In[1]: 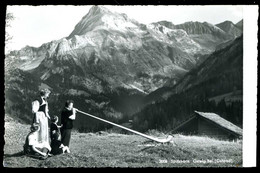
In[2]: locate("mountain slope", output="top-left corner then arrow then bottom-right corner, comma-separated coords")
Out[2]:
235,20 -> 243,31
67,6 -> 141,39
158,20 -> 240,54
171,35 -> 243,96
216,20 -> 242,38
133,35 -> 243,131
7,6 -> 207,93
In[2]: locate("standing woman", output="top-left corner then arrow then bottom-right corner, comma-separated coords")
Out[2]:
31,88 -> 51,151
60,100 -> 77,151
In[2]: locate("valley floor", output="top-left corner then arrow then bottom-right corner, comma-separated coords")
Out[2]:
3,118 -> 242,168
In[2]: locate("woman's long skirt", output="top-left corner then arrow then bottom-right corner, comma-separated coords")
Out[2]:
34,111 -> 51,151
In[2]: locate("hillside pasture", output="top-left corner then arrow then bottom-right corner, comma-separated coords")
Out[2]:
3,117 -> 242,167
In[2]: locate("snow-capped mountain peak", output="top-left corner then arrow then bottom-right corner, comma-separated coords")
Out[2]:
67,6 -> 139,39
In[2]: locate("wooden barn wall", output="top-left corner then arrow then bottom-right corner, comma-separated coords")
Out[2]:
197,117 -> 238,140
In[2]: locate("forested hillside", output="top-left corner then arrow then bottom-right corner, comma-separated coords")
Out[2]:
133,36 -> 243,132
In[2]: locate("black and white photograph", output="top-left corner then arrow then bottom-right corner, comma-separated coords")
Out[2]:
3,4 -> 257,168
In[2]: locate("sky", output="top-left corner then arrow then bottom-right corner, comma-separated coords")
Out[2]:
6,5 -> 243,51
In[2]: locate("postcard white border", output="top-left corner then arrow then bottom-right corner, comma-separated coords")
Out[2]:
243,5 -> 258,167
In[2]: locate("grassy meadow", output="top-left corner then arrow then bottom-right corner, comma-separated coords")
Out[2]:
3,116 -> 242,168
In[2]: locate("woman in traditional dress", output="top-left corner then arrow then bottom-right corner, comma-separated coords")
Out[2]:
31,88 -> 51,151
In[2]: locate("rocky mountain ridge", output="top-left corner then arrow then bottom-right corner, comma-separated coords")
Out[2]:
133,35 -> 243,132
5,6 -> 243,132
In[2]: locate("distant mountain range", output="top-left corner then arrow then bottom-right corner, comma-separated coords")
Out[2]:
5,6 -> 243,132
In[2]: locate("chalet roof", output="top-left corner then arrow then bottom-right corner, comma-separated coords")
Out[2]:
194,111 -> 243,136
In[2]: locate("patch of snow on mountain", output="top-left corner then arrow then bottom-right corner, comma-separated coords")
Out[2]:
20,56 -> 29,60
147,23 -> 203,55
102,15 -> 138,31
129,84 -> 148,95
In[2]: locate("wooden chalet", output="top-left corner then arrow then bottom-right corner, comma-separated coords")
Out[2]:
172,111 -> 242,140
